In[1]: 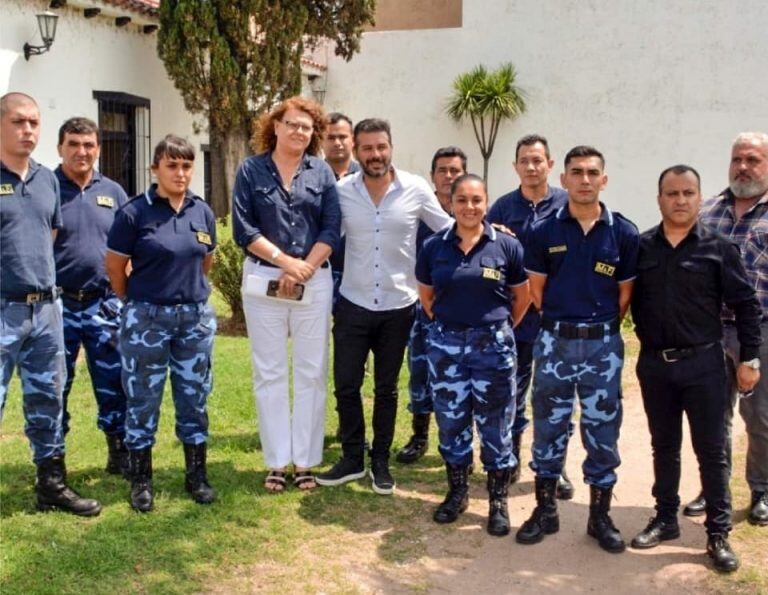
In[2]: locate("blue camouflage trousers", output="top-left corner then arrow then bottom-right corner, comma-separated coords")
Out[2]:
62,295 -> 126,436
427,320 -> 517,471
0,299 -> 65,463
407,304 -> 433,415
120,301 -> 216,451
531,324 -> 624,488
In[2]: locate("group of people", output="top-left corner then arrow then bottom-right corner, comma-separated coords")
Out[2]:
1,90 -> 766,574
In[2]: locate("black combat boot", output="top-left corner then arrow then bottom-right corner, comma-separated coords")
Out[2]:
510,433 -> 522,484
683,491 -> 706,517
396,413 -> 430,464
516,477 -> 559,544
556,458 -> 574,500
487,468 -> 512,536
706,534 -> 740,573
587,485 -> 626,553
36,455 -> 102,517
433,463 -> 469,524
748,491 -> 768,526
105,433 -> 128,477
183,442 -> 216,504
128,447 -> 154,513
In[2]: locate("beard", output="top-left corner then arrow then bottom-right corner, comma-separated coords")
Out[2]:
361,157 -> 391,178
730,177 -> 768,199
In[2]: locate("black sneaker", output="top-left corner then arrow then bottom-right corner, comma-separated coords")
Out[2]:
316,457 -> 366,486
370,459 -> 395,495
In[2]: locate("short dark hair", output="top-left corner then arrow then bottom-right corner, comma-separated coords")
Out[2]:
328,112 -> 353,128
515,134 -> 550,160
430,146 -> 467,174
0,92 -> 38,118
657,164 -> 701,194
450,173 -> 487,198
58,117 -> 100,145
564,145 -> 605,169
353,118 -> 391,145
152,134 -> 195,167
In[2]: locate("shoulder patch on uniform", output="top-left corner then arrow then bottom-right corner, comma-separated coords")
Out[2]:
0,183 -> 14,195
594,262 -> 616,276
96,196 -> 115,208
548,244 -> 567,254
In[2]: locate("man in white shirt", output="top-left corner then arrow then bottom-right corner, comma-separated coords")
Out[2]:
316,118 -> 452,494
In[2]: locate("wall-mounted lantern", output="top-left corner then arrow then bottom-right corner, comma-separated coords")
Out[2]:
23,11 -> 59,61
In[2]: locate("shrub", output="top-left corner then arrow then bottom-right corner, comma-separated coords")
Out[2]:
211,217 -> 244,326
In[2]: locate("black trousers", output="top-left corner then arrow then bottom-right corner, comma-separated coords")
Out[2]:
636,344 -> 731,536
333,297 -> 415,462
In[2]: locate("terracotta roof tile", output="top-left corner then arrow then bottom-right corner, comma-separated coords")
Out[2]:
101,0 -> 159,17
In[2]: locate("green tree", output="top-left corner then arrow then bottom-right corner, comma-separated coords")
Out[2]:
158,1 -> 376,217
446,63 -> 527,182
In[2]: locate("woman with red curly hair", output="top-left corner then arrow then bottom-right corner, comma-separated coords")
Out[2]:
233,96 -> 341,492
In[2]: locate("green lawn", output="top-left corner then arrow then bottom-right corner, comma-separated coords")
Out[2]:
0,314 -> 446,594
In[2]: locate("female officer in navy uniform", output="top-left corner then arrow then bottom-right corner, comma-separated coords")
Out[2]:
105,135 -> 217,512
416,173 -> 530,536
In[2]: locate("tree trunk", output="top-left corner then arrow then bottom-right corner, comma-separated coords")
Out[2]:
209,126 -> 250,219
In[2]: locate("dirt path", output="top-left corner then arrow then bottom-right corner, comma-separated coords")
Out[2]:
354,368 -> 747,594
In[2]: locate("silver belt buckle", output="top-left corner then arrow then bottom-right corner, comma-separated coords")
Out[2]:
661,349 -> 679,363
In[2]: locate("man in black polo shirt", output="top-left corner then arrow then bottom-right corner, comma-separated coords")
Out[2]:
630,165 -> 761,572
0,92 -> 101,516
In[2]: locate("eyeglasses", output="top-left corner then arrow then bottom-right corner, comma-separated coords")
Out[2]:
281,119 -> 313,134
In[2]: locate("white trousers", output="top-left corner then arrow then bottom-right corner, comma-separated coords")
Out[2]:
242,259 -> 332,468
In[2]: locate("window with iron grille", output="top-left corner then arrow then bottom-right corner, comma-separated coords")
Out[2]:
93,91 -> 151,196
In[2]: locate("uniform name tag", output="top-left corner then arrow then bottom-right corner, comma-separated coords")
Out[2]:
196,231 -> 212,246
482,267 -> 502,281
96,196 -> 114,208
0,183 -> 14,195
594,262 -> 616,276
548,245 -> 567,254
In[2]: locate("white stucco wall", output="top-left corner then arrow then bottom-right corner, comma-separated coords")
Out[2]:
0,0 -> 207,193
323,0 -> 768,230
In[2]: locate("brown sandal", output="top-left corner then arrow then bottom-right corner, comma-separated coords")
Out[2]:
265,470 -> 287,493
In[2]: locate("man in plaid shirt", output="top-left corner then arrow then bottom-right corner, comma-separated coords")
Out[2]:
690,132 -> 768,527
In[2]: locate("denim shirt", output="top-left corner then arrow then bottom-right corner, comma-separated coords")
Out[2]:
232,152 -> 341,259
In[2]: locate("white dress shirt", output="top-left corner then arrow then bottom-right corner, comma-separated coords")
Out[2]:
338,168 -> 452,311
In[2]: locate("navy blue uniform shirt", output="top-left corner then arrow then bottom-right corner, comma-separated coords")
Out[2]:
54,166 -> 128,291
525,203 -> 639,323
416,221 -> 528,328
1,159 -> 62,296
328,160 -> 361,275
488,185 -> 568,341
107,184 -> 216,305
232,152 -> 341,260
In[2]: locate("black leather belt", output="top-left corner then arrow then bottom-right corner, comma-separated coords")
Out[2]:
61,287 -> 108,302
247,254 -> 329,268
3,289 -> 58,304
648,341 -> 718,363
541,318 -> 620,340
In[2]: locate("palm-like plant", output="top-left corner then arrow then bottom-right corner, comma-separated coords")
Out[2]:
446,63 -> 527,182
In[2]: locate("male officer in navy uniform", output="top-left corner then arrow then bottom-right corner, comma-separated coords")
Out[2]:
0,92 -> 101,516
516,146 -> 639,552
629,165 -> 760,572
54,117 -> 129,475
397,146 -> 467,464
487,134 -> 573,497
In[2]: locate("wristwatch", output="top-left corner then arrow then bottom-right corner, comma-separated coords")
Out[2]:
741,358 -> 761,370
